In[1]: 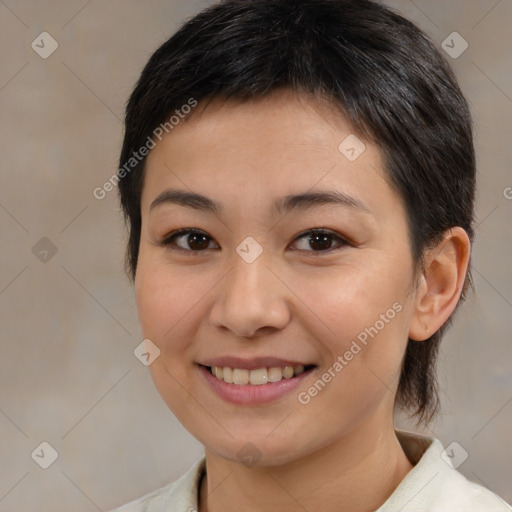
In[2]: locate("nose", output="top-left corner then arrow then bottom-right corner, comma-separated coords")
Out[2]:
209,252 -> 291,338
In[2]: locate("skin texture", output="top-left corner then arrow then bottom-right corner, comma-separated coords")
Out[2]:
135,89 -> 470,512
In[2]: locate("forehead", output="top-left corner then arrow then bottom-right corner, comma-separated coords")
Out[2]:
141,89 -> 398,221
151,90 -> 369,160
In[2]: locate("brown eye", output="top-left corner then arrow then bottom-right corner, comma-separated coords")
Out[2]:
160,229 -> 217,252
184,232 -> 210,250
159,228 -> 348,255
308,232 -> 334,251
291,229 -> 348,253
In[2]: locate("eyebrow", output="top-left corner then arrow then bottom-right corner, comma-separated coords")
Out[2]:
149,188 -> 372,216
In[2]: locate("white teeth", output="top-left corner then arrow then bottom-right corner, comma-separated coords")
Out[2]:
268,367 -> 284,382
249,368 -> 267,385
222,367 -> 233,383
209,365 -> 309,385
282,366 -> 294,379
232,368 -> 249,385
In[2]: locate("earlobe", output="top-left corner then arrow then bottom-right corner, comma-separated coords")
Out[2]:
409,227 -> 471,341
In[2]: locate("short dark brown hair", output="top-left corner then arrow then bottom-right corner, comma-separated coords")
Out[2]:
117,0 -> 476,425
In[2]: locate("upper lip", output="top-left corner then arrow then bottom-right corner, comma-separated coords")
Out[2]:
199,356 -> 314,370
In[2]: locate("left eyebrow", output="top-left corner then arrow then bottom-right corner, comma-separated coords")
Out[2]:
149,188 -> 373,216
275,190 -> 372,216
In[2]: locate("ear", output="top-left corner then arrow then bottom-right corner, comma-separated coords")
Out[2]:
409,227 -> 471,341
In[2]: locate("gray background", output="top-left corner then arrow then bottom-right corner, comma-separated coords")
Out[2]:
1,0 -> 511,510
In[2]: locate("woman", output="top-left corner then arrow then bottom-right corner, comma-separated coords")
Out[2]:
110,0 -> 511,510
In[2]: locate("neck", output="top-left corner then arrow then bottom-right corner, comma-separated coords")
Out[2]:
199,420 -> 414,512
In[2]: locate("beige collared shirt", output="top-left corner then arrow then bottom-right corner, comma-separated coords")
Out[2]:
110,430 -> 511,511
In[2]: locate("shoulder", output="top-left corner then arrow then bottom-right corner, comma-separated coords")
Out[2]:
378,431 -> 511,512
431,468 -> 511,511
108,457 -> 206,512
108,481 -> 177,512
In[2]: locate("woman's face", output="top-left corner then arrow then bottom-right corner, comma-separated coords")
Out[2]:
135,90 -> 419,466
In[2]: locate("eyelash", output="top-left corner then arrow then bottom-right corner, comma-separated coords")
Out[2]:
157,228 -> 350,256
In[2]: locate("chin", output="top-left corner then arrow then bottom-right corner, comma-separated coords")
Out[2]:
205,438 -> 305,468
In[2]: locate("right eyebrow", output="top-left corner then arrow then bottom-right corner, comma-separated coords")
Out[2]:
150,189 -> 221,215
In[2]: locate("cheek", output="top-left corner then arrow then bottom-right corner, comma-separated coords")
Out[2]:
134,259 -> 206,419
292,256 -> 411,414
135,254 -> 226,364
292,269 -> 409,432
135,257 -> 195,351
297,259 -> 409,348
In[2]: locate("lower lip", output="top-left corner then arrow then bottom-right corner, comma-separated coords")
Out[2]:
198,364 -> 316,405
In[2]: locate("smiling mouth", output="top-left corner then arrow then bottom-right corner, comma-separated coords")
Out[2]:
202,364 -> 317,385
